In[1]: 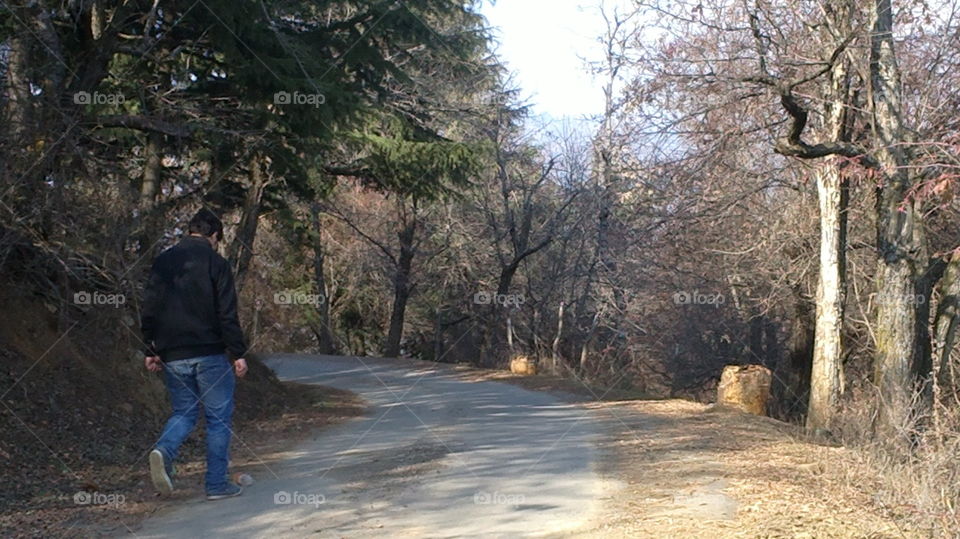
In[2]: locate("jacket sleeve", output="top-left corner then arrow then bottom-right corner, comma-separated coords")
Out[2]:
214,256 -> 248,361
140,262 -> 161,356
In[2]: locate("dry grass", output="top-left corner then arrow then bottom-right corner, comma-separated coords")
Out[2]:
830,392 -> 960,537
575,400 -> 920,538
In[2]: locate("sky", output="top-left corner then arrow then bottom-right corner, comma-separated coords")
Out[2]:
478,0 -> 632,122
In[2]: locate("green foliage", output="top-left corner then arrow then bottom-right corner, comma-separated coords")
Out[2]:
5,0 -> 495,209
348,131 -> 487,199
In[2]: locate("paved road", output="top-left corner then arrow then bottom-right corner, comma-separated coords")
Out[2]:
134,354 -> 611,538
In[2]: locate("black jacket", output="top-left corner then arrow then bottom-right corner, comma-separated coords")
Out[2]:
140,235 -> 247,362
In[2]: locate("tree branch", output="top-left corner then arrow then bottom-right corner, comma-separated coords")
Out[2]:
88,115 -> 195,137
773,91 -> 877,167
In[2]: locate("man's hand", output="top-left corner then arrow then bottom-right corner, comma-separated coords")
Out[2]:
145,356 -> 162,372
234,358 -> 248,378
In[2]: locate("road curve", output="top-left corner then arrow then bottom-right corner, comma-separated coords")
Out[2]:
134,354 -> 611,538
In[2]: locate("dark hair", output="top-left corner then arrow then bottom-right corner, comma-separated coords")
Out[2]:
187,208 -> 224,241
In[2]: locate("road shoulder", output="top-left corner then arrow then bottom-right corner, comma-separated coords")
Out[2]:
573,400 -> 919,538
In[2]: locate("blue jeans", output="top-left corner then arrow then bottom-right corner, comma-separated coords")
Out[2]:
155,354 -> 235,493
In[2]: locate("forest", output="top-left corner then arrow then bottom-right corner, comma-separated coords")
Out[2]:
3,0 -> 960,534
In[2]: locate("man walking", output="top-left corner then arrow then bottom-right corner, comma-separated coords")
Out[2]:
141,208 -> 249,500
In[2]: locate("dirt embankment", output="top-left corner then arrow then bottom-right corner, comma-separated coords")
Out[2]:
0,291 -> 365,538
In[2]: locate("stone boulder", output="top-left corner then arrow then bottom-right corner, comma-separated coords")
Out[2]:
509,355 -> 537,375
717,364 -> 772,416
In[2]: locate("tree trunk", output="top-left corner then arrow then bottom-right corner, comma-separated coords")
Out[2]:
310,202 -> 337,355
136,132 -> 162,255
749,316 -> 763,362
764,319 -> 779,367
4,33 -> 31,142
384,219 -> 416,358
807,46 -> 851,430
933,254 -> 960,393
869,0 -> 926,434
496,261 -> 520,298
227,153 -> 267,291
804,0 -> 858,430
914,256 -> 940,407
140,134 -> 162,210
433,308 -> 444,362
488,259 -> 526,361
773,287 -> 814,419
552,301 -> 565,375
808,163 -> 848,430
3,31 -> 34,195
579,311 -> 600,374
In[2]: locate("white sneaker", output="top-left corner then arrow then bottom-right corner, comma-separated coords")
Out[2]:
149,449 -> 173,495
